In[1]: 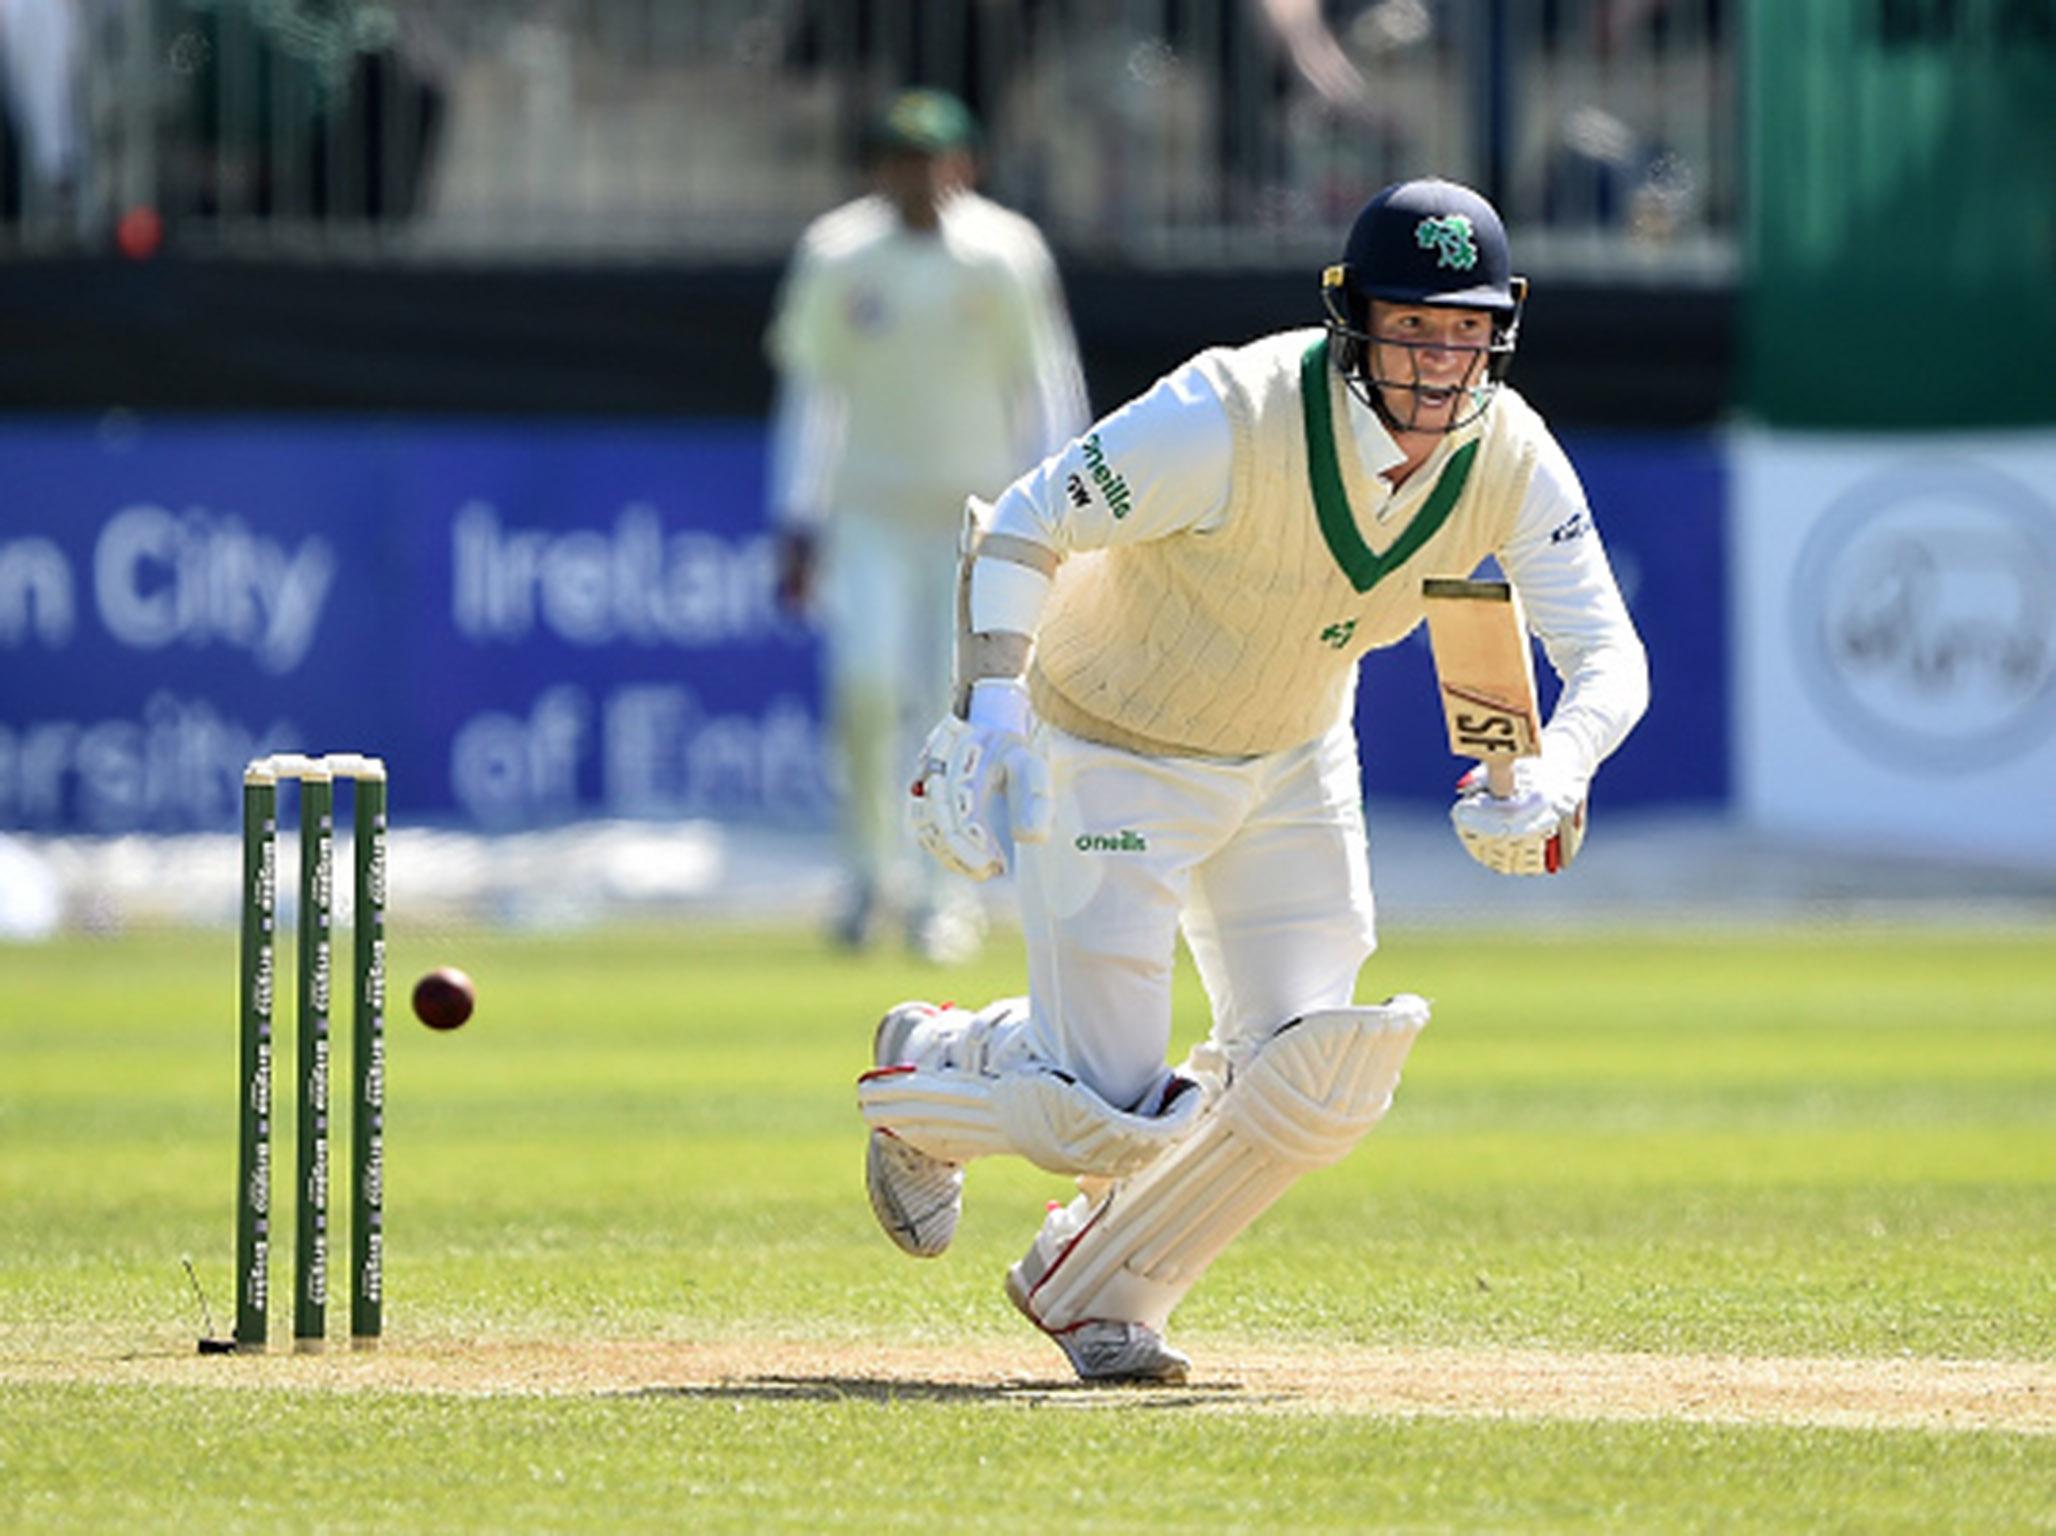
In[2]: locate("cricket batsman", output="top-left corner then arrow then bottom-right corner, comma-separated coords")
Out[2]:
859,179 -> 1649,1382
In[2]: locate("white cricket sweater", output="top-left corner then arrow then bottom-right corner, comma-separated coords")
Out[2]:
987,327 -> 1648,777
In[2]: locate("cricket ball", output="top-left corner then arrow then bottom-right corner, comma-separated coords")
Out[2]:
412,967 -> 476,1031
116,205 -> 163,261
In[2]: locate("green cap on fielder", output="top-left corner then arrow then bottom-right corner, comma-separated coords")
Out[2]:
868,89 -> 978,157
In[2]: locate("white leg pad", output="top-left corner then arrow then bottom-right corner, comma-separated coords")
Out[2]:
857,1003 -> 1210,1177
1008,996 -> 1428,1333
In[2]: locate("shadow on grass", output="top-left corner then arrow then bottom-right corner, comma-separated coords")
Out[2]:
609,1373 -> 1274,1410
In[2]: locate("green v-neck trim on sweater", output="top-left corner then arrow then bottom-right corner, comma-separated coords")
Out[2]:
1299,335 -> 1478,595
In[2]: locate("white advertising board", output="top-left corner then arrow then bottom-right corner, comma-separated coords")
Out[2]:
1733,429 -> 2056,865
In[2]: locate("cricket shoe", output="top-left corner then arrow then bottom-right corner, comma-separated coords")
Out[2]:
1004,1264 -> 1189,1385
863,1002 -> 965,1258
1045,1320 -> 1191,1386
1003,1205 -> 1190,1386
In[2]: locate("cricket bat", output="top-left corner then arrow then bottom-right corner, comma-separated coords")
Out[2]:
1422,577 -> 1541,799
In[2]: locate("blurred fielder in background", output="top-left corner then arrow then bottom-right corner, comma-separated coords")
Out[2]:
766,88 -> 1088,964
860,179 -> 1649,1382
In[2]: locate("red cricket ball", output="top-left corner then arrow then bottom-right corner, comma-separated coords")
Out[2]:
116,205 -> 163,261
411,966 -> 476,1031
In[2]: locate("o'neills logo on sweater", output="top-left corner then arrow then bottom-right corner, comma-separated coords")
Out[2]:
1079,433 -> 1134,519
1075,829 -> 1148,853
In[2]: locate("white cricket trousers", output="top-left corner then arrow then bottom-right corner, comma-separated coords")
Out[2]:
1014,714 -> 1379,1111
820,509 -> 959,901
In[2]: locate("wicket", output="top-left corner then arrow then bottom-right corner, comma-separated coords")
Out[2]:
234,752 -> 387,1353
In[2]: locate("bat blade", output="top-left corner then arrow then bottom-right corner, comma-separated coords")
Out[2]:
1422,577 -> 1541,797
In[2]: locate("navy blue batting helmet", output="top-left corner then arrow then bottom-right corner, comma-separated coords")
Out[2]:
1338,179 -> 1517,312
1320,178 -> 1528,431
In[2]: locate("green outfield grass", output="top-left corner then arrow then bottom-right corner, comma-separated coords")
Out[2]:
2,921 -> 2052,1532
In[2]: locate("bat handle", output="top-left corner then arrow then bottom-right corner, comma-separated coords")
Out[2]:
1484,758 -> 1516,799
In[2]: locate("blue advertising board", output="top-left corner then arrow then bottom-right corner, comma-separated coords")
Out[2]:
0,419 -> 1722,832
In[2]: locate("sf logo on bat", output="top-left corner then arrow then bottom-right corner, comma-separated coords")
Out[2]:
1445,689 -> 1537,758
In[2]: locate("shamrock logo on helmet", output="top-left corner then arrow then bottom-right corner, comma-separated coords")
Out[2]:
1415,214 -> 1479,271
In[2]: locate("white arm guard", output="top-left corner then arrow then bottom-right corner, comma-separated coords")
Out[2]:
952,496 -> 1058,713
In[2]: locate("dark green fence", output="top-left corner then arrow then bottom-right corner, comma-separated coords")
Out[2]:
1744,0 -> 2055,427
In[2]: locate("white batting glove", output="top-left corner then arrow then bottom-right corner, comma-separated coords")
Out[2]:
1450,736 -> 1589,877
908,681 -> 1053,882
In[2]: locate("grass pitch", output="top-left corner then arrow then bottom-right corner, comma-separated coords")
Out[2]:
2,919 -> 2051,1532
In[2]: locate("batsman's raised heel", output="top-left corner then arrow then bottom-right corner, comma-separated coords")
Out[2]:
232,752 -> 387,1355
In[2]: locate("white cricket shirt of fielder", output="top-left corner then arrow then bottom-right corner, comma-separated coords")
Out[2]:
766,190 -> 1088,532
